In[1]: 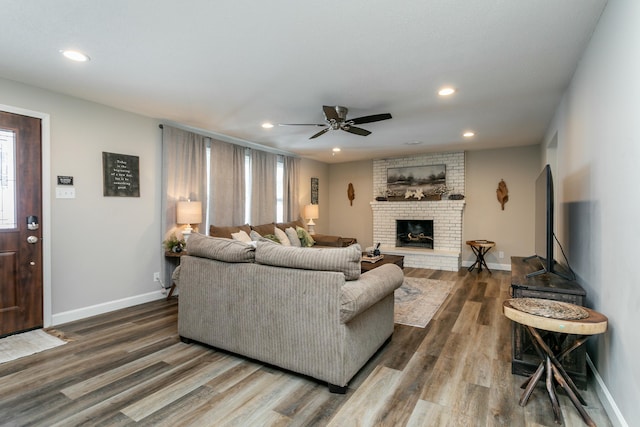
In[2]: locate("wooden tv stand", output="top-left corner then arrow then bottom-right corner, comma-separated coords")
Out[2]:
509,256 -> 588,389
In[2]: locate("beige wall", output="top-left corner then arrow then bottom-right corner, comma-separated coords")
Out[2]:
298,158 -> 329,234
463,145 -> 541,269
1,77 -> 162,322
320,150 -> 539,265
327,160 -> 374,249
539,0 -> 639,423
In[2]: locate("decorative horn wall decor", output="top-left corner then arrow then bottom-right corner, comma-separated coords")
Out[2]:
496,179 -> 508,210
347,183 -> 355,206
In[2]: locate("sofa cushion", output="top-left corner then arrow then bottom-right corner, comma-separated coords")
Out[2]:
273,226 -> 291,246
296,226 -> 315,247
285,227 -> 301,247
275,219 -> 306,232
255,241 -> 361,280
210,224 -> 251,239
251,222 -> 276,237
249,230 -> 262,241
186,233 -> 255,263
231,230 -> 252,243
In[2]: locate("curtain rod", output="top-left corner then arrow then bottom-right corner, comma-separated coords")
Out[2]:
159,122 -> 298,158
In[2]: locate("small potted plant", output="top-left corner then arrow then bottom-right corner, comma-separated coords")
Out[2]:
163,233 -> 186,253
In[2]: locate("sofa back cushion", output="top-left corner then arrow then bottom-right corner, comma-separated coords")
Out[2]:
210,224 -> 252,239
255,241 -> 361,280
250,222 -> 277,237
275,219 -> 306,232
187,233 -> 255,263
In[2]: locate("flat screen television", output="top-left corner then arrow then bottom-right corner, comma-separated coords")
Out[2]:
525,164 -> 569,279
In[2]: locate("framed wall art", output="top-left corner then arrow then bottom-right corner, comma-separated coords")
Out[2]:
102,152 -> 140,197
311,177 -> 319,204
386,164 -> 446,200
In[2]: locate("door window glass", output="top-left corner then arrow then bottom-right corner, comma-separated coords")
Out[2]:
0,129 -> 17,229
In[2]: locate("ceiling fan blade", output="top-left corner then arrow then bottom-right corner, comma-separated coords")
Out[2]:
278,123 -> 326,127
343,126 -> 371,136
349,113 -> 392,125
309,127 -> 330,139
322,105 -> 340,121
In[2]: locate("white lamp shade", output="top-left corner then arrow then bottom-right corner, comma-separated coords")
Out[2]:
304,204 -> 319,220
177,201 -> 202,225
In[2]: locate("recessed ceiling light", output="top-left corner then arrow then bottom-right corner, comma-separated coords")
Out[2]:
463,131 -> 475,138
332,148 -> 341,152
261,122 -> 274,129
61,50 -> 90,62
404,141 -> 423,145
438,87 -> 456,96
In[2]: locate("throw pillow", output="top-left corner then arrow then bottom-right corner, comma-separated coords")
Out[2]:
249,230 -> 262,241
231,230 -> 252,243
285,227 -> 301,247
296,226 -> 315,247
262,234 -> 281,244
273,226 -> 290,246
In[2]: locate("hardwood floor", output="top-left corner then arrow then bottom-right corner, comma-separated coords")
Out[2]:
0,268 -> 612,426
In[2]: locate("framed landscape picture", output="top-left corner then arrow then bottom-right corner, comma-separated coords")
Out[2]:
386,164 -> 446,200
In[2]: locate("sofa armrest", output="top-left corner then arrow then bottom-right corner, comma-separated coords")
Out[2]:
340,263 -> 404,323
312,233 -> 342,247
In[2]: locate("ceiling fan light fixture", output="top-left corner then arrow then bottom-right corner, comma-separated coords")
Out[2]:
438,87 -> 456,96
332,147 -> 341,152
463,131 -> 475,138
61,49 -> 90,62
261,122 -> 274,129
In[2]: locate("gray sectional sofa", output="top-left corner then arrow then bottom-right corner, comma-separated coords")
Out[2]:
173,233 -> 404,392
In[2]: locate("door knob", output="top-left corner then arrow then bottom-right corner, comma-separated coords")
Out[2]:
27,235 -> 39,244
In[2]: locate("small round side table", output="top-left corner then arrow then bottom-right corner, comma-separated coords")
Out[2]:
466,240 -> 495,273
503,298 -> 607,427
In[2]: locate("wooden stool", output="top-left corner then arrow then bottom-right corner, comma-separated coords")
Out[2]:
503,298 -> 607,427
466,240 -> 495,273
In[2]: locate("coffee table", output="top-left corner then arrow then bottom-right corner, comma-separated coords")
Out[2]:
361,254 -> 404,273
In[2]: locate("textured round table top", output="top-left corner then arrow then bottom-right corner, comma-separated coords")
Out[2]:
503,298 -> 607,335
466,240 -> 495,248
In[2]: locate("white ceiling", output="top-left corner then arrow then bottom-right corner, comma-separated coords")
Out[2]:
1,0 -> 607,163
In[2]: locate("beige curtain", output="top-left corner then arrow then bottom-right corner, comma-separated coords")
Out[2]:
283,155 -> 300,221
209,139 -> 245,228
250,150 -> 278,224
161,125 -> 207,283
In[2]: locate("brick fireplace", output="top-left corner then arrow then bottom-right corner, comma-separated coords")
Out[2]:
371,152 -> 465,271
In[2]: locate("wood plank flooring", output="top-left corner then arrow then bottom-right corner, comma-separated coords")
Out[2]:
0,268 -> 612,426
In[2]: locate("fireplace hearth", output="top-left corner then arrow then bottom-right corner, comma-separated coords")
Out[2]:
396,220 -> 434,249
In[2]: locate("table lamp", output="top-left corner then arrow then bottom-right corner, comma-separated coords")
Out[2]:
177,200 -> 202,241
304,204 -> 319,235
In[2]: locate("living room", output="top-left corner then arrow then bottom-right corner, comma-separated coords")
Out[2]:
0,0 -> 638,425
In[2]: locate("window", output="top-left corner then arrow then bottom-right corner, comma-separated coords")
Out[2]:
207,144 -> 284,225
0,129 -> 17,229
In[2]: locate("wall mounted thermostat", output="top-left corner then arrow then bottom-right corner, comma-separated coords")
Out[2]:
57,176 -> 74,185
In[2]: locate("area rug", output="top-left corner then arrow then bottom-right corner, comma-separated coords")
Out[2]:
0,329 -> 68,364
394,277 -> 456,328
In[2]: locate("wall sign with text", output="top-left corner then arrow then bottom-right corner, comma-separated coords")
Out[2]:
102,152 -> 140,197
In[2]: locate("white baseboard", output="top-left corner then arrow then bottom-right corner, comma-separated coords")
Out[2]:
461,260 -> 511,271
51,290 -> 166,326
586,355 -> 629,427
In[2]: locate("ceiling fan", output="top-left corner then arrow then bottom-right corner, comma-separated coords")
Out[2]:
279,105 -> 392,139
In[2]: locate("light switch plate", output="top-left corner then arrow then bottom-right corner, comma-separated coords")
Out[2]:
56,187 -> 76,199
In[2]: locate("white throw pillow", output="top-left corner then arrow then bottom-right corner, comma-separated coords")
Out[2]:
274,227 -> 291,246
230,230 -> 252,243
285,227 -> 301,247
249,230 -> 262,241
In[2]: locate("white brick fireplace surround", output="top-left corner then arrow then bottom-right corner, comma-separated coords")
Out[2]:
372,152 -> 465,271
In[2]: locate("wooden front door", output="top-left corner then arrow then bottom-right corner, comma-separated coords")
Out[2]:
0,111 -> 43,337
